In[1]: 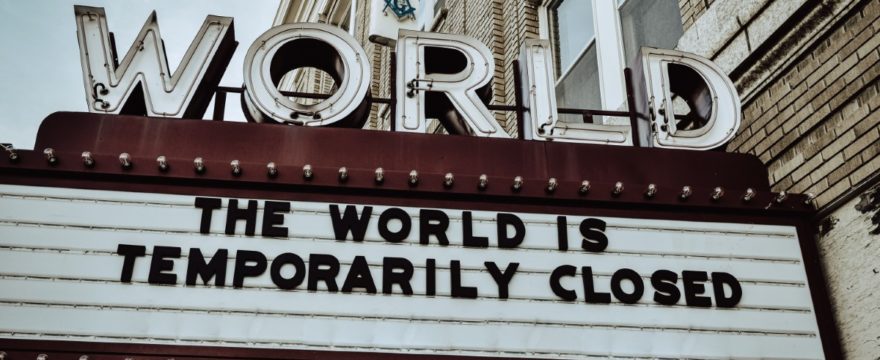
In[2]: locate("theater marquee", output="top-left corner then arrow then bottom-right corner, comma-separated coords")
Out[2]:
0,3 -> 841,359
0,113 -> 839,359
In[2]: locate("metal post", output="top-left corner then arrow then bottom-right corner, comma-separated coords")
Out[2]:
512,60 -> 526,140
624,68 -> 640,147
389,52 -> 397,131
212,89 -> 227,121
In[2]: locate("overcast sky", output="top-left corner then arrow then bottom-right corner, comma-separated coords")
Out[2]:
0,0 -> 280,149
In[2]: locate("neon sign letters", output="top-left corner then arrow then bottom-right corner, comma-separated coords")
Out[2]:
75,6 -> 741,150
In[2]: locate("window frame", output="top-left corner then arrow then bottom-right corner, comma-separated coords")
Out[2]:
547,0 -> 597,85
539,0 -> 628,117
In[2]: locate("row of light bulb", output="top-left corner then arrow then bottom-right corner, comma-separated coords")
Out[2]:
29,147 -> 815,204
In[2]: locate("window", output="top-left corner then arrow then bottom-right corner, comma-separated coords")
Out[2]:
618,0 -> 683,64
541,0 -> 684,123
553,0 -> 595,73
549,0 -> 601,122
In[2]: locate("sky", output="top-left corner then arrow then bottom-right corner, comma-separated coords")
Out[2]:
0,0 -> 280,149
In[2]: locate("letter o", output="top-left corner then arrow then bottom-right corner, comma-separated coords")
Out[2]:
242,23 -> 371,127
270,252 -> 306,290
378,208 -> 411,243
610,268 -> 645,304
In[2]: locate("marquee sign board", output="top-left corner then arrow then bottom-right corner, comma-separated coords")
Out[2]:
0,113 -> 840,359
0,185 -> 822,358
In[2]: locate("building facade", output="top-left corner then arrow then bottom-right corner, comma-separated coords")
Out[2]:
0,0 -> 875,358
276,0 -> 880,357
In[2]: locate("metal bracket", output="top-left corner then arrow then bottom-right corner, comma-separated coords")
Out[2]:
91,82 -> 110,109
537,118 -> 554,135
1,143 -> 17,162
289,110 -> 321,122
406,78 -> 434,97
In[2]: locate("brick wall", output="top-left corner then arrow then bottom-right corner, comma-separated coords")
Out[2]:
499,0 -> 540,135
815,183 -> 880,357
354,0 -> 395,131
683,0 -> 880,356
727,0 -> 880,208
678,0 -> 715,31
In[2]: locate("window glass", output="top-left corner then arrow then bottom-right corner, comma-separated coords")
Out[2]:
551,0 -> 600,122
556,43 -> 602,122
552,0 -> 594,73
619,0 -> 683,65
546,0 -> 684,124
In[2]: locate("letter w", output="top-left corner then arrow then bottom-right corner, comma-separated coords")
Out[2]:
329,205 -> 372,241
74,6 -> 236,118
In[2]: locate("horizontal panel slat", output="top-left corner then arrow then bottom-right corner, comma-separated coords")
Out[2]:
0,278 -> 820,335
0,304 -> 823,359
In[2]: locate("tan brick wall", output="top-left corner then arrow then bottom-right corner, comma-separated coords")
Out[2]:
679,0 -> 714,31
816,185 -> 880,358
354,0 -> 395,131
697,0 -> 880,356
727,0 -> 880,209
500,0 -> 540,135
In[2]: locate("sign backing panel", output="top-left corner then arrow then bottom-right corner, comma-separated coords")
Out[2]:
0,184 -> 824,359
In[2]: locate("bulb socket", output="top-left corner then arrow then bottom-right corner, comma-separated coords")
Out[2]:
338,166 -> 348,182
711,187 -> 725,201
230,160 -> 242,176
443,173 -> 454,188
375,167 -> 385,184
742,188 -> 755,202
546,177 -> 558,193
193,157 -> 206,174
81,151 -> 95,168
645,184 -> 657,198
409,170 -> 419,186
804,193 -> 816,206
612,181 -> 624,196
579,180 -> 591,195
680,185 -> 692,199
118,152 -> 132,170
512,176 -> 523,192
43,148 -> 57,165
7,149 -> 18,163
775,191 -> 787,204
156,156 -> 169,172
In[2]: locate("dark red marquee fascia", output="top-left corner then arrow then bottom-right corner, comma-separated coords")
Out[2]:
5,111 -> 813,215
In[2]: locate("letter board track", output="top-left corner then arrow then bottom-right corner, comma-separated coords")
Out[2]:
0,185 -> 824,358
